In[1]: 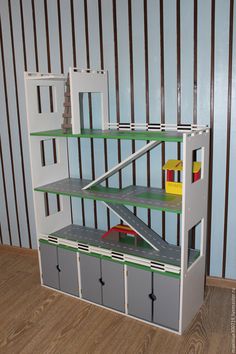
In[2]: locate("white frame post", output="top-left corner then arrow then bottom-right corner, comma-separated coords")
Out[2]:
179,129 -> 210,334
24,72 -> 72,237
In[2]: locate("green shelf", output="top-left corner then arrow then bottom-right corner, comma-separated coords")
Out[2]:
30,128 -> 184,142
34,177 -> 182,214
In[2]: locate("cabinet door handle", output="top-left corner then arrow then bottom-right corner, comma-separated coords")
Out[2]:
99,277 -> 105,286
149,293 -> 157,301
56,264 -> 61,272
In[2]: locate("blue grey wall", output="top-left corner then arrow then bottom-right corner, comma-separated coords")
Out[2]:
0,0 -> 235,280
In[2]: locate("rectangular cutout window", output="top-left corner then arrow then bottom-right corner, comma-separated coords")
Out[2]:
192,147 -> 203,183
37,86 -> 55,113
187,220 -> 202,269
40,139 -> 57,166
44,193 -> 61,217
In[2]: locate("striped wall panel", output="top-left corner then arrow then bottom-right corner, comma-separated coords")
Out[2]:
0,0 -> 235,280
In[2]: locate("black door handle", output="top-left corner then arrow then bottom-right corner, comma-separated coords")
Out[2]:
56,264 -> 61,272
149,293 -> 157,301
99,277 -> 105,286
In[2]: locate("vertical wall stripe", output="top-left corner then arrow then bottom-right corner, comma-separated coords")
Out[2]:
31,0 -> 39,71
159,0 -> 166,241
190,0 -> 198,249
111,0 -> 122,240
84,0 -> 98,228
74,1 -> 90,228
56,0 -> 71,216
128,0 -> 137,218
222,0 -> 234,278
128,0 -> 134,126
162,0 -> 178,245
77,139 -> 85,226
19,0 -> 27,70
210,0 -> 229,277
98,0 -> 110,230
44,0 -> 51,72
144,0 -> 150,127
143,0 -> 151,227
37,0 -> 51,214
68,0 -> 77,225
197,0 -> 211,128
193,0 -> 198,125
103,140 -> 110,229
57,0 -> 64,73
116,1 -> 130,125
8,0 -> 32,248
71,1 -> 86,228
112,0 -> 122,192
99,2 -> 119,229
225,0 -> 236,279
176,0 -> 181,246
0,136 -> 12,245
70,0 -> 76,68
98,0 -> 104,69
160,0 -> 165,126
0,224 -> 2,245
112,0 -> 120,126
207,0 -> 215,275
176,0 -> 181,126
64,0 -> 84,226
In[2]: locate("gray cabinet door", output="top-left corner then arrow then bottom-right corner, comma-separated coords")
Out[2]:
101,259 -> 125,313
39,242 -> 59,290
79,253 -> 102,305
127,266 -> 152,322
153,273 -> 180,330
58,247 -> 79,297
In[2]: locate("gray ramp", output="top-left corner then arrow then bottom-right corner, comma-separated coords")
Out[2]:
104,202 -> 168,252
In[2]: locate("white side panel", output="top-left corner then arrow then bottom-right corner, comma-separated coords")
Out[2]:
180,250 -> 206,333
180,130 -> 210,333
24,74 -> 65,133
28,135 -> 71,236
34,193 -> 71,235
24,73 -> 71,237
70,68 -> 109,133
30,136 -> 69,187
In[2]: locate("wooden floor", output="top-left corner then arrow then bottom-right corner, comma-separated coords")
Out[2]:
0,246 -> 233,354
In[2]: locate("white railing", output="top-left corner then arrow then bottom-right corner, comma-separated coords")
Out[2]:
108,122 -> 208,132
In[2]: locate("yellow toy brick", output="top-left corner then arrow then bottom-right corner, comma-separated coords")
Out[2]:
166,181 -> 182,195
